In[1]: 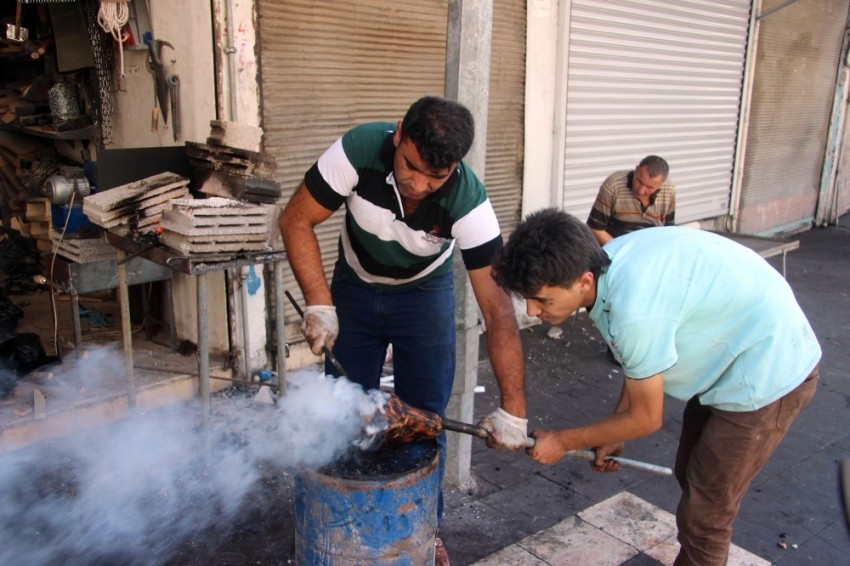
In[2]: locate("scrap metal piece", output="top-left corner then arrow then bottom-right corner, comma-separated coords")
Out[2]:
167,74 -> 181,141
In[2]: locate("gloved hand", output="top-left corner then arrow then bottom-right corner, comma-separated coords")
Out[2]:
302,305 -> 338,356
478,408 -> 529,451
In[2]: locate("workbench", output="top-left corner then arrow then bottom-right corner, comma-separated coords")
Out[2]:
709,231 -> 800,278
104,232 -> 288,421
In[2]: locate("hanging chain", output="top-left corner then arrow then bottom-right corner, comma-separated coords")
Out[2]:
81,0 -> 115,146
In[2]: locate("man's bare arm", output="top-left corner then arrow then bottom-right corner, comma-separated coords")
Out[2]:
528,374 -> 664,465
468,266 -> 526,417
279,182 -> 335,305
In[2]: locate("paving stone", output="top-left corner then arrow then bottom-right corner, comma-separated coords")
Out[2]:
578,492 -> 677,552
470,544 -> 549,565
519,515 -> 638,566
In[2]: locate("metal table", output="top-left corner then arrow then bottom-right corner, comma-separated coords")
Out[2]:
104,232 -> 288,419
709,231 -> 800,278
44,254 -> 175,353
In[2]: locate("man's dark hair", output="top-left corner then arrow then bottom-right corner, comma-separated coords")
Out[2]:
493,208 -> 611,297
639,155 -> 669,179
401,96 -> 474,170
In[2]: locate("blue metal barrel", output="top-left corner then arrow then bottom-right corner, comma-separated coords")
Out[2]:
295,442 -> 439,565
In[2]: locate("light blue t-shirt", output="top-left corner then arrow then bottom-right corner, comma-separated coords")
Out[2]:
589,227 -> 821,411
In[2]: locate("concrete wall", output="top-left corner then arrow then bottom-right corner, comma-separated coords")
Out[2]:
110,1 -> 216,148
522,0 -> 564,216
209,0 -> 271,373
106,0 -> 227,353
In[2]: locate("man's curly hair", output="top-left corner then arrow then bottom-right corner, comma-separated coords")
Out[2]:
401,96 -> 474,170
493,208 -> 611,297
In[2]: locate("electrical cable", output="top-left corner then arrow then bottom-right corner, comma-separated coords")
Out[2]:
47,191 -> 76,357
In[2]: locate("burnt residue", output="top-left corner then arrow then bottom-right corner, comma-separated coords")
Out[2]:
322,441 -> 438,480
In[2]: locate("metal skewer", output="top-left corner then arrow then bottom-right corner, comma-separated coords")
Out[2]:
443,418 -> 672,477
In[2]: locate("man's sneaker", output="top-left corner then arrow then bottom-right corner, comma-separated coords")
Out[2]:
435,536 -> 450,566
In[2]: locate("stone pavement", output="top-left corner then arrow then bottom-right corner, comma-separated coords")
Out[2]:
471,492 -> 766,566
438,214 -> 850,566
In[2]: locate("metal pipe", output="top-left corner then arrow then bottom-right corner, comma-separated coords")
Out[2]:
816,27 -> 850,226
442,419 -> 672,477
274,261 -> 287,394
728,0 -> 763,232
224,0 -> 237,121
115,241 -> 157,265
239,266 -> 251,382
197,272 -> 210,418
197,272 -> 212,465
117,250 -> 137,409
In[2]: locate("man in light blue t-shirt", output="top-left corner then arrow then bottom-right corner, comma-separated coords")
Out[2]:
492,209 -> 821,566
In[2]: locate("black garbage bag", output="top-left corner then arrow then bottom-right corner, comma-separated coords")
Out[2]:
0,289 -> 24,336
0,227 -> 44,295
0,333 -> 55,398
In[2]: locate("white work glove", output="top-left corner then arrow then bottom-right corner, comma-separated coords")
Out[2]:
302,305 -> 338,356
478,408 -> 529,451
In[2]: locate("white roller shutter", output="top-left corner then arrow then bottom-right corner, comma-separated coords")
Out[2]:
561,0 -> 751,224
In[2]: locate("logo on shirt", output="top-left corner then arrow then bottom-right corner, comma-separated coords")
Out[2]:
423,225 -> 447,244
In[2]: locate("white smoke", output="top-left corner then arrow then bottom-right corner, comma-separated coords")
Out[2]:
0,354 -> 390,565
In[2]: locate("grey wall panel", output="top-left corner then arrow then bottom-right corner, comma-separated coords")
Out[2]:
739,0 -> 849,234
486,0 -> 526,235
258,0 -> 448,307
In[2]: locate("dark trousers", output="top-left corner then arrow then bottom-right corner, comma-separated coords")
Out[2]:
673,367 -> 819,565
326,263 -> 456,521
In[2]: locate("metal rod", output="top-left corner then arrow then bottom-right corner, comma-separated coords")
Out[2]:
133,364 -> 270,389
116,242 -> 157,265
239,267 -> 251,382
274,261 -> 287,395
443,418 -> 490,439
117,250 -> 137,409
197,272 -> 212,466
283,290 -> 348,378
442,419 -> 672,477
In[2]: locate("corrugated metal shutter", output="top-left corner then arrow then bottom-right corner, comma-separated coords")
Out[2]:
738,0 -> 849,234
486,0 -> 526,235
257,0 -> 448,307
561,0 -> 751,224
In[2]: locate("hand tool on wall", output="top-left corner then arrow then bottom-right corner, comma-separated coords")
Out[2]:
151,88 -> 159,132
147,39 -> 173,126
6,0 -> 28,43
167,74 -> 181,141
381,393 -> 673,477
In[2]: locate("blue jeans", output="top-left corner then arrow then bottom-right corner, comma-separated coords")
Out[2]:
327,262 -> 456,521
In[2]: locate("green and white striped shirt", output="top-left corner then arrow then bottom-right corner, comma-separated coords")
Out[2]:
304,122 -> 502,287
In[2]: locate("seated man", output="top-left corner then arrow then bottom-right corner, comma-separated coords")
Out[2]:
587,155 -> 675,245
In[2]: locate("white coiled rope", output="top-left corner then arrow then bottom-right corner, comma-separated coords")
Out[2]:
97,0 -> 130,77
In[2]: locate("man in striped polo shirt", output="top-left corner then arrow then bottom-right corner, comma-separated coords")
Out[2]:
280,97 -> 528,564
587,155 -> 676,245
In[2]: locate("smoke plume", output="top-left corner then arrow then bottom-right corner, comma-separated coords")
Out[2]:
0,351 -> 390,565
